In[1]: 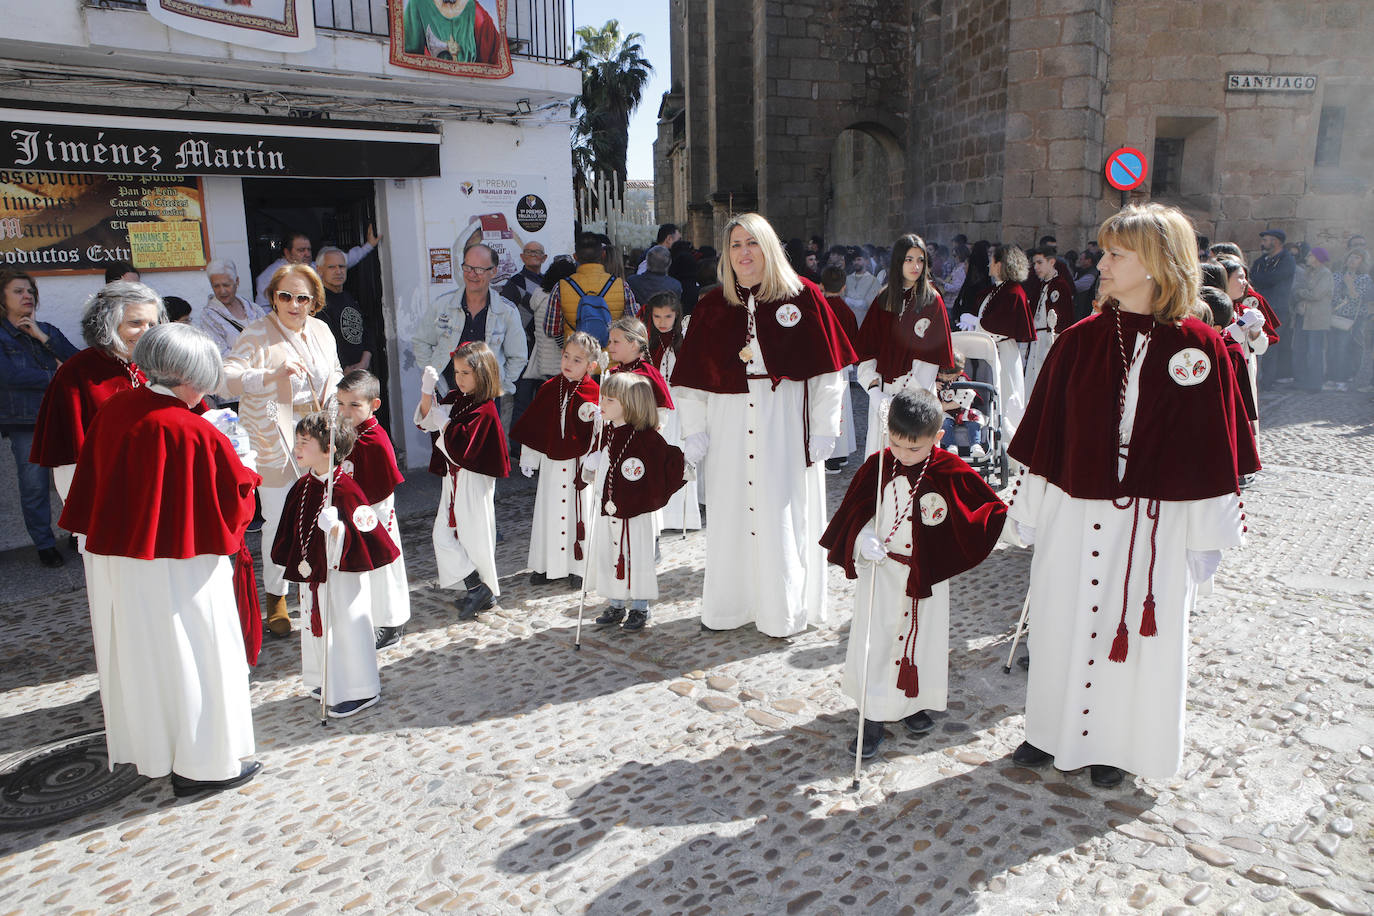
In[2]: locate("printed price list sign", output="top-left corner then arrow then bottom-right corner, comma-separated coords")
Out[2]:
127,220 -> 207,269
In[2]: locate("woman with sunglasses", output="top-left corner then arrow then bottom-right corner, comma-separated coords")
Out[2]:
222,263 -> 343,638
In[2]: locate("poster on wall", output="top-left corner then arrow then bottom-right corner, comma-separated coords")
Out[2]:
0,171 -> 209,275
388,0 -> 513,79
427,173 -> 548,288
147,0 -> 315,52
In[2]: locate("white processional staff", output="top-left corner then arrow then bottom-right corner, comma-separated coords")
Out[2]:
852,397 -> 890,791
574,349 -> 612,651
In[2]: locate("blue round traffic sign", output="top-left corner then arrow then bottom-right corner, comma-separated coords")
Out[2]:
1105,147 -> 1148,191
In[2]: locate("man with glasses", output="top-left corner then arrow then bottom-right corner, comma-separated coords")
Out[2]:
253,225 -> 381,307
413,242 -> 527,403
500,241 -> 548,343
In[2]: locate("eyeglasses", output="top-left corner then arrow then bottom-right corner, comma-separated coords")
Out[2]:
462,263 -> 495,274
273,290 -> 315,306
523,249 -> 546,257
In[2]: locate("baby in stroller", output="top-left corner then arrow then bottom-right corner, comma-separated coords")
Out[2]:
937,351 -> 984,458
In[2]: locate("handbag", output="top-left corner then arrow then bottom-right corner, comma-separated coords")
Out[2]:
1331,315 -> 1355,332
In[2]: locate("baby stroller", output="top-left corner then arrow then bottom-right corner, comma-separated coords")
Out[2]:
949,330 -> 1011,490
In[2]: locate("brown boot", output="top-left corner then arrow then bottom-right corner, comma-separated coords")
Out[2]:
265,594 -> 292,637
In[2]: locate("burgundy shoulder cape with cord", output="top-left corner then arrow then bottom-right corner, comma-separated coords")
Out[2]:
671,279 -> 857,393
855,288 -> 956,381
1008,309 -> 1260,501
426,393 -> 510,478
59,385 -> 260,559
1037,271 -> 1076,332
612,358 -> 674,409
823,295 -> 860,347
1240,285 -> 1281,345
31,347 -> 145,467
820,447 -> 1006,600
346,416 -> 404,505
1223,333 -> 1259,421
510,373 -> 600,460
979,282 -> 1036,342
270,469 -> 399,579
593,423 -> 685,519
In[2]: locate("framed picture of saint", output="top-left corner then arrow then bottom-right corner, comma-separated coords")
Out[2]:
389,0 -> 513,79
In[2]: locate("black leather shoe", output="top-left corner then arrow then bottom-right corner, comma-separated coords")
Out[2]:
904,710 -> 935,735
595,606 -> 625,626
847,720 -> 886,759
37,547 -> 64,568
374,626 -> 403,650
528,571 -> 548,585
622,608 -> 649,631
171,760 -> 262,797
568,574 -> 583,590
1012,741 -> 1053,767
1090,765 -> 1125,788
459,582 -> 494,620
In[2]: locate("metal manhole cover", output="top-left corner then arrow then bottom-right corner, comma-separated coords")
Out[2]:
0,730 -> 150,831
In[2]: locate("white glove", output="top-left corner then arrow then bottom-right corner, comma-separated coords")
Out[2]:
1237,309 -> 1264,329
809,435 -> 838,460
1047,310 -> 1059,330
585,403 -> 602,423
1187,548 -> 1222,584
520,463 -> 536,478
420,366 -> 439,395
957,313 -> 979,332
684,432 -> 710,466
317,506 -> 341,534
1015,522 -> 1036,546
858,533 -> 886,564
1226,322 -> 1247,343
582,451 -> 604,473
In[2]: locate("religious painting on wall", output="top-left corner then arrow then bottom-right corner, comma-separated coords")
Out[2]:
146,0 -> 316,52
388,0 -> 514,79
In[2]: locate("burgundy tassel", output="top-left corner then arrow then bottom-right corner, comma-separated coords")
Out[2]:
896,658 -> 920,697
1139,594 -> 1157,637
309,582 -> 323,637
574,541 -> 584,562
448,469 -> 458,529
574,520 -> 586,561
1109,620 -> 1130,662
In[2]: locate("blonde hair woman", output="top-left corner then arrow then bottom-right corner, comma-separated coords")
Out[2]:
670,212 -> 857,637
1004,203 -> 1259,789
221,263 -> 343,637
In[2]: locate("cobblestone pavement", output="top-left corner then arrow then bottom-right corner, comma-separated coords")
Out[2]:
2,387 -> 1371,916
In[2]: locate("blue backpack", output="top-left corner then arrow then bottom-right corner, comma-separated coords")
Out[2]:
566,276 -> 617,346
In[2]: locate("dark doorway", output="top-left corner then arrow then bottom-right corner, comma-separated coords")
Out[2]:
240,178 -> 394,436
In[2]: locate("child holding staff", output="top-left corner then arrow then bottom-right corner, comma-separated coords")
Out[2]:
335,370 -> 410,649
821,389 -> 1006,757
584,373 -> 687,631
646,293 -> 701,530
415,342 -> 510,620
271,413 -> 399,718
510,331 -> 602,587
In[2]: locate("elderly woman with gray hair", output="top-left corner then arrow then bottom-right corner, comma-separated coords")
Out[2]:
199,257 -> 268,357
31,280 -> 165,505
60,323 -> 263,797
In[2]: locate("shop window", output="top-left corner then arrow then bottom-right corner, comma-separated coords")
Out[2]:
1315,106 -> 1344,167
1150,117 -> 1218,205
1151,137 -> 1185,196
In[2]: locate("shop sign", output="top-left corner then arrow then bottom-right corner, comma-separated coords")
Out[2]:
1225,73 -> 1318,93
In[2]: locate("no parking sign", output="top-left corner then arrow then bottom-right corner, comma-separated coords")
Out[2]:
1105,147 -> 1148,191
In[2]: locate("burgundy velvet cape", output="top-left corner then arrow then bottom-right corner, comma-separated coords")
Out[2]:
1008,309 -> 1260,501
671,279 -> 858,393
426,393 -> 510,479
31,347 -> 145,467
855,289 -> 956,381
979,282 -> 1036,342
823,294 -> 860,348
510,373 -> 600,460
59,386 -> 260,559
270,469 -> 399,581
592,423 -> 686,520
1036,271 -> 1076,332
611,358 -> 674,409
1239,285 -> 1281,345
820,447 -> 1006,600
1223,333 -> 1259,421
347,416 -> 404,505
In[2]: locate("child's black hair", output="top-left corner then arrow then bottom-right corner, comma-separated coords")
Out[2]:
337,368 -> 381,402
644,291 -> 684,355
887,388 -> 944,441
295,412 -> 357,465
1197,286 -> 1233,327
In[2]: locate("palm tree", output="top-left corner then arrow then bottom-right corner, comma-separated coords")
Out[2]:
571,20 -> 652,215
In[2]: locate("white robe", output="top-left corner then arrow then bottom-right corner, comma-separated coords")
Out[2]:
299,568 -> 381,703
836,369 -> 857,460
975,298 -> 1028,444
368,493 -> 411,629
674,301 -> 846,637
655,339 -> 703,530
855,358 -> 940,456
84,552 -> 255,782
522,448 -> 593,579
1007,334 -> 1244,777
1023,289 -> 1057,397
415,401 -> 500,595
841,476 -> 951,721
584,459 -> 659,602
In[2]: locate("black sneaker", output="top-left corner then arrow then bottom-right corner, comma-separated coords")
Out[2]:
568,574 -> 583,590
595,606 -> 625,626
374,626 -> 403,650
1090,764 -> 1125,788
529,571 -> 548,585
459,582 -> 494,620
328,696 -> 379,719
37,547 -> 64,568
623,607 -> 649,631
824,457 -> 847,475
904,710 -> 935,735
847,720 -> 886,759
1012,741 -> 1053,768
